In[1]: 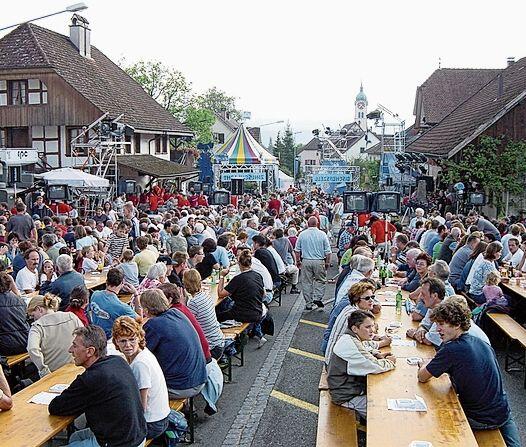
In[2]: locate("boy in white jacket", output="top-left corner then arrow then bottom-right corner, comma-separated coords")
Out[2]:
327,309 -> 396,418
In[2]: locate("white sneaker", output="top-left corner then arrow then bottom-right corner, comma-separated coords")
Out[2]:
257,337 -> 268,349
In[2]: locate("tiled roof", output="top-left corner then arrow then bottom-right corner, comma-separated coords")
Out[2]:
297,137 -> 321,154
365,142 -> 382,155
407,58 -> 526,157
117,154 -> 199,178
0,23 -> 192,134
414,68 -> 501,125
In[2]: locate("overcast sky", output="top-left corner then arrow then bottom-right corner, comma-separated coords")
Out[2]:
2,0 -> 525,146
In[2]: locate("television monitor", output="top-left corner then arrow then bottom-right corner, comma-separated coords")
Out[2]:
343,192 -> 369,213
375,192 -> 401,213
189,181 -> 202,193
47,185 -> 68,201
469,192 -> 486,206
211,191 -> 231,206
125,180 -> 136,195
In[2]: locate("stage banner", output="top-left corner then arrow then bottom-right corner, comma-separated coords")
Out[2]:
312,173 -> 352,183
220,172 -> 267,182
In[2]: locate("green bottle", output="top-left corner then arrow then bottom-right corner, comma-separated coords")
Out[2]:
395,286 -> 403,315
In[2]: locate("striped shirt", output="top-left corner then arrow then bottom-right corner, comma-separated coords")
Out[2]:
187,291 -> 224,349
107,233 -> 129,261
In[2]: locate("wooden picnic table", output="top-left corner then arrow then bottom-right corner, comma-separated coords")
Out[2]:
0,363 -> 84,447
83,271 -> 108,290
500,280 -> 526,301
375,288 -> 436,358
367,361 -> 478,446
366,285 -> 479,447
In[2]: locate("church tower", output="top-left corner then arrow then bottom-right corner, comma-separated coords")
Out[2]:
355,83 -> 368,131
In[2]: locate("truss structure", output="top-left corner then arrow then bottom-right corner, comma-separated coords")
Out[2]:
70,113 -> 131,200
212,162 -> 278,192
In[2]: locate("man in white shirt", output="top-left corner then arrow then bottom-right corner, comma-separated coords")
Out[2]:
503,237 -> 523,268
15,248 -> 40,293
251,256 -> 274,304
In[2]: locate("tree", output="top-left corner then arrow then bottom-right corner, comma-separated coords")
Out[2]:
441,136 -> 526,214
184,107 -> 216,144
349,158 -> 380,190
122,59 -> 193,120
195,87 -> 242,120
272,126 -> 295,176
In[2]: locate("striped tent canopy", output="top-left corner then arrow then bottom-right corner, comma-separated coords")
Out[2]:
214,124 -> 278,165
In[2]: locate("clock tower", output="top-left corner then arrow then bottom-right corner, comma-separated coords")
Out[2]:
355,83 -> 368,131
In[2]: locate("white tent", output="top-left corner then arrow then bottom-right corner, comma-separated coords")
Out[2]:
277,170 -> 294,190
35,168 -> 109,187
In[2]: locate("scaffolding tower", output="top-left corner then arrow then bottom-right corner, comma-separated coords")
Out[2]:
70,113 -> 131,199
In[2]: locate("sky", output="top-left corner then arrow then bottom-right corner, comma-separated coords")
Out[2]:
2,0 -> 526,146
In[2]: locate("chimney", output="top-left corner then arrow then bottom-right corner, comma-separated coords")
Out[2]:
69,14 -> 91,58
507,57 -> 515,67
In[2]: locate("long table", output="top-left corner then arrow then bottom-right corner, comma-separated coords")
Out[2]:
0,363 -> 84,447
366,286 -> 479,447
84,271 -> 108,290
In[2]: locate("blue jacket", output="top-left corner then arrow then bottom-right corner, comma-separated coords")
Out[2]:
144,308 -> 207,391
40,270 -> 86,310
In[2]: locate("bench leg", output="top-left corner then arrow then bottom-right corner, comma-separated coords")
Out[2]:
188,397 -> 195,444
505,338 -> 510,372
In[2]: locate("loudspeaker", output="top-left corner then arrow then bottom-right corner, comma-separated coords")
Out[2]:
231,178 -> 244,196
468,192 -> 486,206
343,192 -> 369,213
373,192 -> 401,213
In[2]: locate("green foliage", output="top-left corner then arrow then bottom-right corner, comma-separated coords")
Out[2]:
184,108 -> 215,144
349,158 -> 380,190
121,60 -> 242,147
123,59 -> 193,120
195,87 -> 242,121
273,124 -> 295,176
442,136 -> 526,211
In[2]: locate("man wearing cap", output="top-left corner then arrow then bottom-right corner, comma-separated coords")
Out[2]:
337,221 -> 355,261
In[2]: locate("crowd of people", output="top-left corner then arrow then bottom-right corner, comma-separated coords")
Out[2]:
0,186 -> 524,446
324,206 -> 523,446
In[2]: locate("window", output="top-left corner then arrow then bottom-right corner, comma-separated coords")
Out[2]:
305,159 -> 317,165
27,79 -> 48,105
154,136 -> 168,154
66,127 -> 89,157
8,80 -> 28,105
0,128 -> 5,147
32,126 -> 59,155
134,134 -> 141,154
213,132 -> 225,144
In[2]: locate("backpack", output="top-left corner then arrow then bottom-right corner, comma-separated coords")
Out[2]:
165,409 -> 188,446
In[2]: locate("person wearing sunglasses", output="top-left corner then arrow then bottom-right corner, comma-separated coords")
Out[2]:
323,280 -> 391,364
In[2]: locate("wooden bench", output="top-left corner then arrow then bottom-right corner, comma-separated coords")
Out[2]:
6,352 -> 29,368
316,390 -> 358,447
145,399 -> 188,446
474,428 -> 506,446
487,313 -> 526,387
220,323 -> 250,382
318,366 -> 328,391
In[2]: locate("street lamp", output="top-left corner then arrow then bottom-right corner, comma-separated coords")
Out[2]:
0,3 -> 88,32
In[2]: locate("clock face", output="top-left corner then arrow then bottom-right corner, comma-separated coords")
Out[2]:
357,102 -> 365,110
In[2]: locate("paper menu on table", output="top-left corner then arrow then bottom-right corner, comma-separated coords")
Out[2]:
49,383 -> 69,393
387,395 -> 427,412
28,391 -> 58,405
391,339 -> 417,347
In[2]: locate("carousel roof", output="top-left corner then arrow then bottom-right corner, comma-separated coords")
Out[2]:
214,124 -> 278,165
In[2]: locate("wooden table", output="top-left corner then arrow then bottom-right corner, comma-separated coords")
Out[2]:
366,286 -> 478,447
367,361 -> 478,447
375,289 -> 436,359
0,363 -> 84,447
83,271 -> 108,290
501,280 -> 526,301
